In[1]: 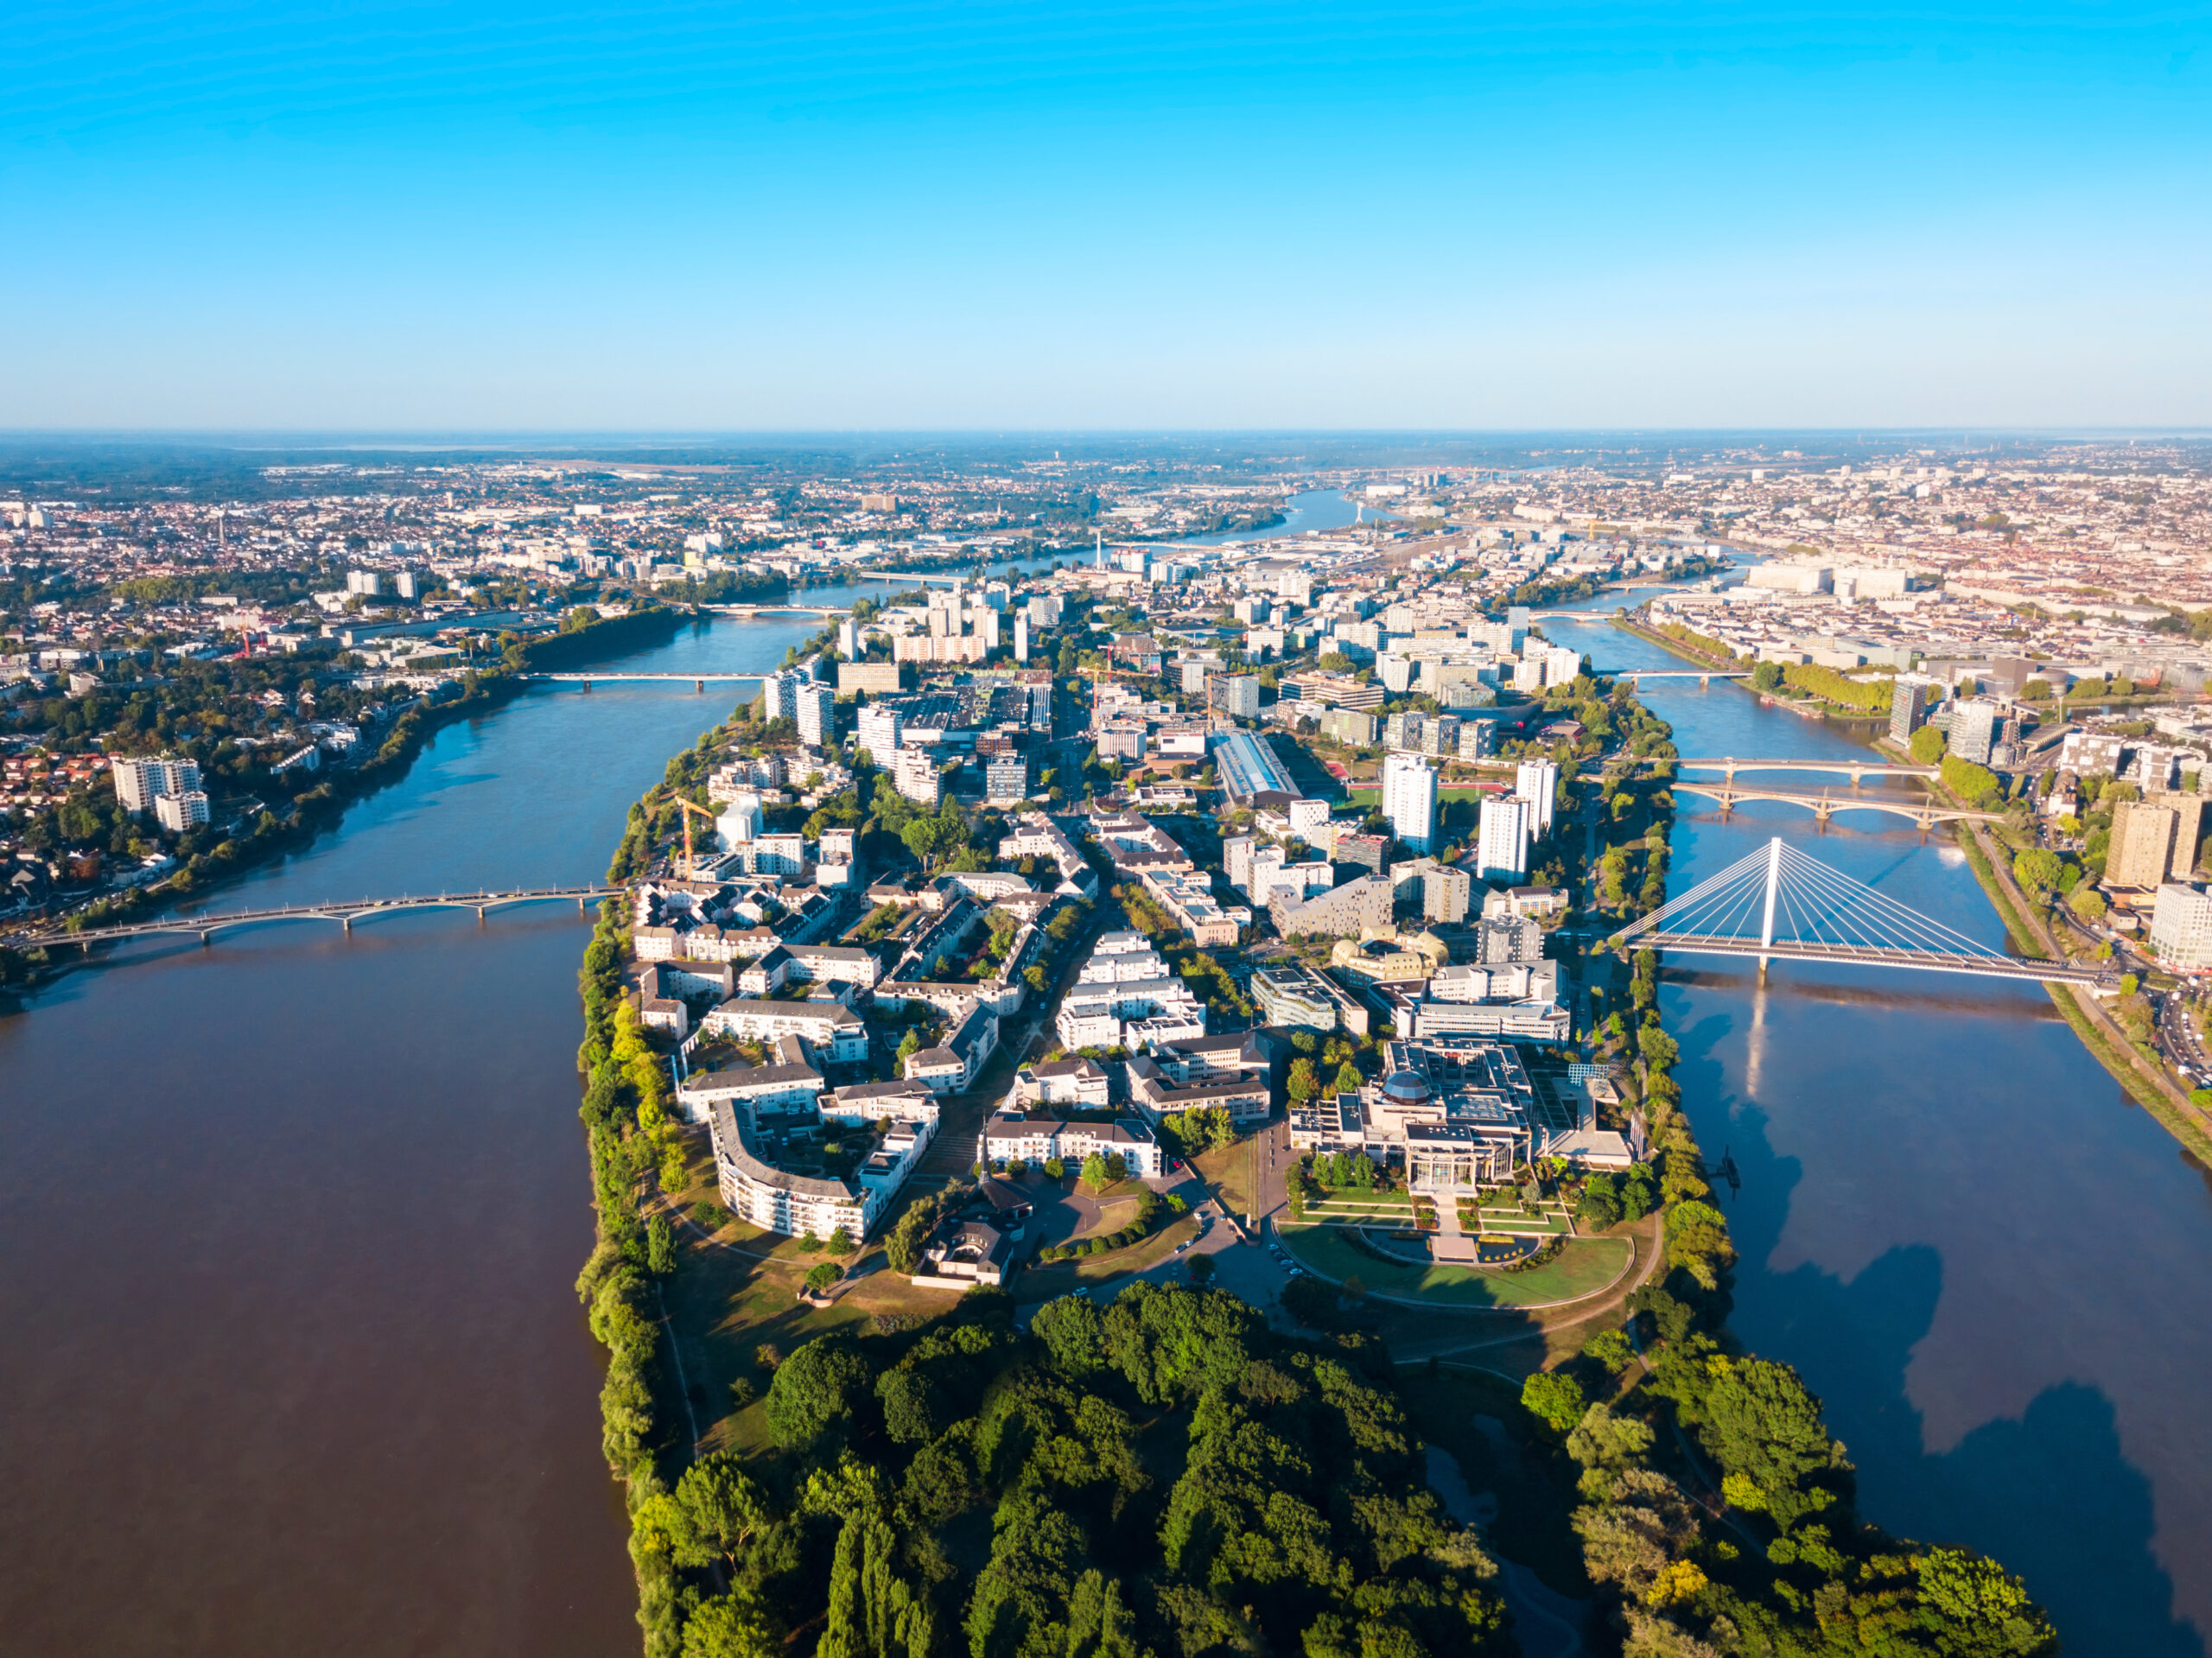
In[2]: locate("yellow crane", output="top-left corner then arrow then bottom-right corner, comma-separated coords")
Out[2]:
673,797 -> 720,880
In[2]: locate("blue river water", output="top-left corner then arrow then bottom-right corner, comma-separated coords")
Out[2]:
1544,603 -> 2212,1655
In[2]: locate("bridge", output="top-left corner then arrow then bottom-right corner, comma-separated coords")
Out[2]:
524,672 -> 762,691
1673,780 -> 2002,829
16,886 -> 621,950
698,604 -> 849,619
1657,756 -> 1942,784
1603,668 -> 1752,686
1608,838 -> 2109,987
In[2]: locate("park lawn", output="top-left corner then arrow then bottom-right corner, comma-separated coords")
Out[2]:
1192,1140 -> 1256,1218
1280,1223 -> 1630,1307
1014,1212 -> 1203,1302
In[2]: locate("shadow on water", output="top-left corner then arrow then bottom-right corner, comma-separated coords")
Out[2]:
1674,1005 -> 2202,1657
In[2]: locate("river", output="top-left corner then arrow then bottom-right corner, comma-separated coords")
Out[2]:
0,606 -> 849,1658
1543,602 -> 2212,1656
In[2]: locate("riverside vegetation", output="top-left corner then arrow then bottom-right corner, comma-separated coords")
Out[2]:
568,677 -> 2056,1658
1523,686 -> 2058,1655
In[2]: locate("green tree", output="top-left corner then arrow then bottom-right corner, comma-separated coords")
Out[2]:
1749,661 -> 1783,693
764,1336 -> 872,1448
1909,723 -> 1948,764
1331,1060 -> 1363,1094
2013,847 -> 2062,896
1692,1356 -> 1840,1533
681,1591 -> 776,1658
827,1225 -> 855,1256
1521,1370 -> 1586,1435
1287,1058 -> 1320,1102
806,1261 -> 844,1296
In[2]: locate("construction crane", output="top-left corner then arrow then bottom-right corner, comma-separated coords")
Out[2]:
673,797 -> 720,880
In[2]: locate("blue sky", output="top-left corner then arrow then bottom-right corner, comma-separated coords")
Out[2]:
3,2 -> 2208,430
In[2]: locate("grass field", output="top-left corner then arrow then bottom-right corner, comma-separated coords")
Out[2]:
1281,1223 -> 1630,1307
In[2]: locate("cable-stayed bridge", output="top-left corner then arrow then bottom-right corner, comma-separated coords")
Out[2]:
1607,838 -> 2112,988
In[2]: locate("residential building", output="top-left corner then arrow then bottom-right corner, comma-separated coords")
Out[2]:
716,792 -> 764,849
1516,759 -> 1559,835
676,1056 -> 825,1126
1395,855 -> 1471,923
1212,674 -> 1260,720
976,1111 -> 1162,1179
111,755 -> 200,814
893,744 -> 943,806
702,997 -> 869,1062
1126,1053 -> 1271,1126
904,1001 -> 1000,1094
1014,1057 -> 1112,1109
154,789 -> 210,833
707,1093 -> 935,1241
1271,871 -> 1395,939
2110,800 -> 2181,889
838,661 -> 906,695
1251,960 -> 1370,1036
1478,796 -> 1531,884
1320,707 -> 1378,746
1381,752 -> 1436,852
795,683 -> 836,748
2151,882 -> 2212,970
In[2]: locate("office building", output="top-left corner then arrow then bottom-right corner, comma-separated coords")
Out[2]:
985,754 -> 1033,804
1890,678 -> 1929,742
1948,698 -> 2000,765
795,683 -> 836,748
1516,759 -> 1559,835
111,755 -> 202,815
1380,752 -> 1437,853
2151,882 -> 2212,970
1478,796 -> 1531,884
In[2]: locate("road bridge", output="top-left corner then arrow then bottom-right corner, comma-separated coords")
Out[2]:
1673,781 -> 2001,829
524,672 -> 762,691
1608,838 -> 2108,986
1659,756 -> 1942,784
697,604 -> 849,619
17,886 -> 621,950
1601,668 -> 1752,685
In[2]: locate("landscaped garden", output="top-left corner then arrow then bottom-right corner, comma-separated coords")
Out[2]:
1278,1221 -> 1632,1308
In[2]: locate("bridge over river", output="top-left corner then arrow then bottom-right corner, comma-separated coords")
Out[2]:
16,886 -> 620,950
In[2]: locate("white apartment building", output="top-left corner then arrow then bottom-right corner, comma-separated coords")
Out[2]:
717,792 -> 764,849
111,755 -> 201,814
857,706 -> 904,761
1516,759 -> 1558,835
2152,881 -> 2212,970
1381,752 -> 1437,853
893,744 -> 943,806
975,1110 -> 1162,1178
702,998 -> 869,1062
154,789 -> 211,833
1478,796 -> 1531,884
795,683 -> 835,748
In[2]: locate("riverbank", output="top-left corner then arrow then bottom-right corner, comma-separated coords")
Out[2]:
1885,734 -> 2212,1164
0,604 -> 690,991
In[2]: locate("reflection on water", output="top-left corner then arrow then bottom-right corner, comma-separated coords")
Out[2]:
1549,608 -> 2212,1655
